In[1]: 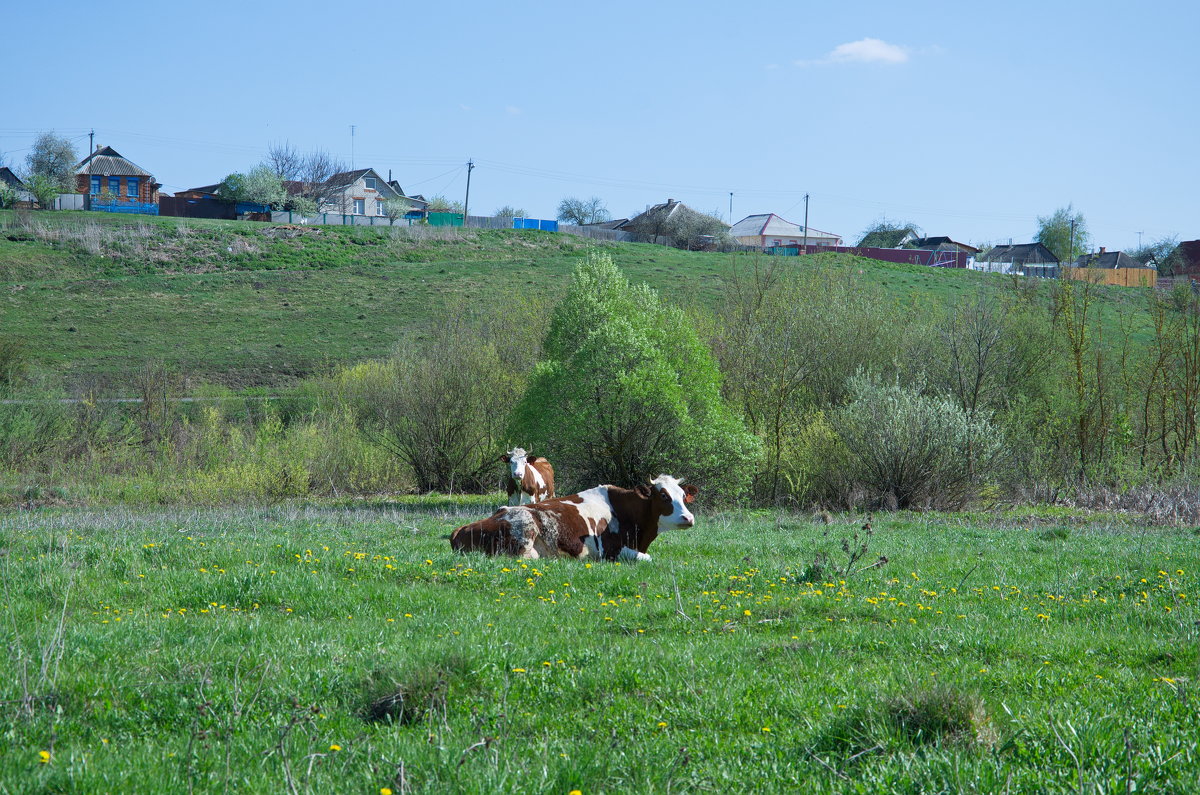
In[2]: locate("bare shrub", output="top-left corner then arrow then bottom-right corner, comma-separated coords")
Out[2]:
330,311 -> 522,493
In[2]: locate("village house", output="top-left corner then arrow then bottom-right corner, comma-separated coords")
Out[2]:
973,242 -> 1060,277
730,213 -> 842,248
74,146 -> 160,208
314,168 -> 426,216
0,167 -> 32,206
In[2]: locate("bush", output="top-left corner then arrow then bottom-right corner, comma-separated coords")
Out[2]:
828,375 -> 1003,509
510,252 -> 759,498
331,317 -> 518,493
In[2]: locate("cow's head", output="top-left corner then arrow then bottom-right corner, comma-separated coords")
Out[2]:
643,475 -> 698,530
501,447 -> 529,481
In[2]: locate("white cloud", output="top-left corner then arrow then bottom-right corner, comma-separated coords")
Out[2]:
797,38 -> 911,67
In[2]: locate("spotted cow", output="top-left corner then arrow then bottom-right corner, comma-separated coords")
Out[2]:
501,447 -> 555,505
450,475 -> 698,561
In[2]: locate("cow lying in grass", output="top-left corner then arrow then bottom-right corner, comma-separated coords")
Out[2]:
450,475 -> 698,561
501,447 -> 555,505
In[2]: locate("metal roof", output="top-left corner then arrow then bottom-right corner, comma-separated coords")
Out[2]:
75,146 -> 154,177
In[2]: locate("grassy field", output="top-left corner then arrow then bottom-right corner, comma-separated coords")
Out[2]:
3,501 -> 1196,793
1,210 -> 1153,390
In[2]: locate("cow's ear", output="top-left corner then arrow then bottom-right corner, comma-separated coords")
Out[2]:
500,454 -> 511,463
683,484 -> 699,503
527,455 -> 542,463
635,485 -> 651,499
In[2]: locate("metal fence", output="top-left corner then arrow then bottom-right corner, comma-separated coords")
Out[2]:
54,194 -> 85,211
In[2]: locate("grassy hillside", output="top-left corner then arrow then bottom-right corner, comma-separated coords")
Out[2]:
1,210 -> 1153,389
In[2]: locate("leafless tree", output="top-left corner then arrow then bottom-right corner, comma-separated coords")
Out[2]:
260,142 -> 350,212
557,196 -> 610,225
265,141 -> 305,182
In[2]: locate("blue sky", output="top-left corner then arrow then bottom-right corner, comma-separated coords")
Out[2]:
5,0 -> 1197,249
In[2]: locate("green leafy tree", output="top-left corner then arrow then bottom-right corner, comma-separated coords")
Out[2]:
493,205 -> 526,221
25,132 -> 78,192
426,195 -> 464,212
510,252 -> 759,498
218,165 -> 286,207
0,181 -> 16,209
1036,205 -> 1090,263
382,197 -> 412,224
25,174 -> 62,210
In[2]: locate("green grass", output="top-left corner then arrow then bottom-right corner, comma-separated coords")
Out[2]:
1,210 -> 1154,390
3,503 -> 1196,792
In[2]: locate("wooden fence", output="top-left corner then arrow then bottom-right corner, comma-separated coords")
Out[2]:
1061,266 -> 1157,288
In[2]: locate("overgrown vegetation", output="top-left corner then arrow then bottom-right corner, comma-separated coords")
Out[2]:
2,211 -> 1198,513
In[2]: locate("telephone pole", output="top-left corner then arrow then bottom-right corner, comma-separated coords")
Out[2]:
88,129 -> 95,153
1069,219 -> 1077,264
350,125 -> 356,170
463,159 -> 475,222
728,191 -> 733,223
802,193 -> 810,250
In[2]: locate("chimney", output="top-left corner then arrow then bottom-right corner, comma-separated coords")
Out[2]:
1099,246 -> 1106,254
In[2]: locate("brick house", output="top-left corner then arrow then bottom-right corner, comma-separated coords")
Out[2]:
314,168 -> 426,216
74,146 -> 160,206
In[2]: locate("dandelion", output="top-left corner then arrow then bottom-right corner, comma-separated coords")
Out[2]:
39,750 -> 51,763
657,721 -> 668,728
569,790 -> 583,795
329,744 -> 341,752
761,726 -> 771,733
512,668 -> 527,673
743,609 -> 752,616
382,789 -> 394,795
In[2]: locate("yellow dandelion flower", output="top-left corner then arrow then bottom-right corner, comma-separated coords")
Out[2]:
512,668 -> 527,673
761,726 -> 771,733
382,789 -> 394,795
39,750 -> 51,763
329,744 -> 341,752
569,790 -> 583,795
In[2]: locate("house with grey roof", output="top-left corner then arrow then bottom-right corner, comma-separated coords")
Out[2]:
731,213 -> 842,248
620,199 -> 729,248
74,145 -> 160,209
856,226 -> 920,248
316,168 -> 426,216
972,242 -> 1059,276
0,167 -> 32,206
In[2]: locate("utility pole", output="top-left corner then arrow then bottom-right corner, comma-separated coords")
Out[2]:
1069,219 -> 1077,265
1137,230 -> 1144,249
463,159 -> 475,222
728,192 -> 733,223
802,193 -> 810,251
88,129 -> 94,153
350,124 -> 356,170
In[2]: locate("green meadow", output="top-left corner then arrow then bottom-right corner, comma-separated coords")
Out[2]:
3,501 -> 1196,793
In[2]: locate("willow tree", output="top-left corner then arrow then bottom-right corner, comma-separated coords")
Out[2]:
510,253 -> 758,498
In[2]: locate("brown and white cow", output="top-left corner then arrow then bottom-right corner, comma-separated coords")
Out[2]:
501,447 -> 555,505
450,475 -> 698,562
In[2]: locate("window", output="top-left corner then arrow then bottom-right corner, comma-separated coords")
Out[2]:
90,176 -> 101,195
354,198 -> 365,214
127,178 -> 139,198
364,177 -> 376,190
377,200 -> 386,216
108,176 -> 120,195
